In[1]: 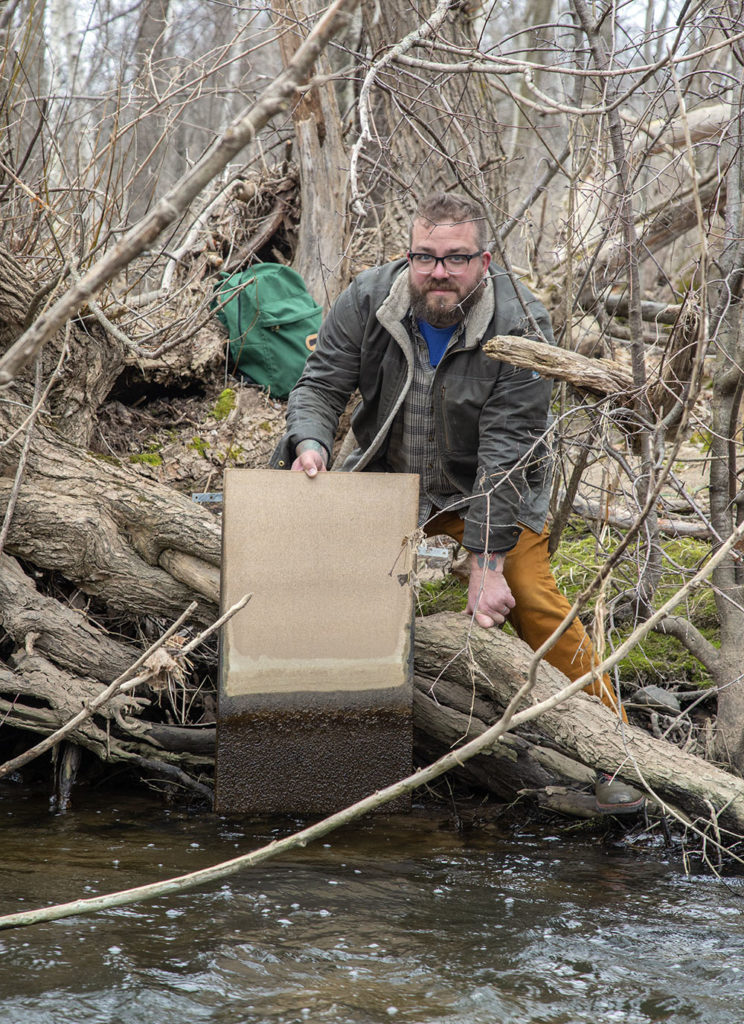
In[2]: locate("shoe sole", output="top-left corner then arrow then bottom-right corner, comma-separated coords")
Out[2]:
594,796 -> 646,815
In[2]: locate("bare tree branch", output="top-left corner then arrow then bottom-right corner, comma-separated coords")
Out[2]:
0,0 -> 360,387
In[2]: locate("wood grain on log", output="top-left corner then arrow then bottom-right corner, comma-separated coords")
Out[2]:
0,430 -> 221,622
159,549 -> 221,604
0,554 -> 136,682
483,336 -> 634,396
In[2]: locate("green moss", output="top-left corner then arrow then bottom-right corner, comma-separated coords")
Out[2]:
215,444 -> 245,465
552,526 -> 719,686
129,439 -> 163,467
210,388 -> 237,421
688,427 -> 712,452
222,444 -> 244,463
129,450 -> 163,467
188,436 -> 211,457
617,628 -> 719,686
415,526 -> 718,687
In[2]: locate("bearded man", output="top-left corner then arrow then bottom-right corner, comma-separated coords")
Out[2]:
271,191 -> 643,813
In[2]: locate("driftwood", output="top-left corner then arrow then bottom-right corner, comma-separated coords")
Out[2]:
484,326 -> 699,429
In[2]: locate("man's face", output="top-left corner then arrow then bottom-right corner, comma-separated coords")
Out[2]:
408,218 -> 491,328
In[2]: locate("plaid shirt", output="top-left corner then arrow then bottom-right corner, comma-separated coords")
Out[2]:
386,319 -> 463,526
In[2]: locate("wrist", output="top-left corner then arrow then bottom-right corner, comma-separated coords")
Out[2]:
472,551 -> 506,571
295,439 -> 328,463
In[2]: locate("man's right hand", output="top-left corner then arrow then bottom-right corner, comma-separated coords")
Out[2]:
466,551 -> 515,628
291,440 -> 328,477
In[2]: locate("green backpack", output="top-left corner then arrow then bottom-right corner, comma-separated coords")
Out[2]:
213,263 -> 322,399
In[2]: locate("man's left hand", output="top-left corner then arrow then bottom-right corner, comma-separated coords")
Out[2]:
466,552 -> 515,628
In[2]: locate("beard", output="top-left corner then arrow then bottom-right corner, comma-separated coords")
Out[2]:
408,274 -> 486,328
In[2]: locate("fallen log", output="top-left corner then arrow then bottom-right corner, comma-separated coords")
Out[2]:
482,335 -> 634,397
571,494 -> 711,539
414,613 -> 744,836
0,554 -> 137,683
483,329 -> 697,428
604,295 -> 683,325
0,431 -> 220,622
413,675 -> 597,813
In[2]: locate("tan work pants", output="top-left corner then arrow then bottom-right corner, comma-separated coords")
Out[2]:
425,510 -> 624,720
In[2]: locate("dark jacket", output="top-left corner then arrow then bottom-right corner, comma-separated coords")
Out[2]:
270,260 -> 555,552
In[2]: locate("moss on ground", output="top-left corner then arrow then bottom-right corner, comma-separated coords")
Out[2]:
416,576 -> 468,616
416,526 -> 719,688
210,388 -> 237,421
553,526 -> 718,687
129,440 -> 163,467
188,436 -> 210,457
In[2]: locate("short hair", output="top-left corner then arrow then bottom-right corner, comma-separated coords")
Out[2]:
411,192 -> 488,250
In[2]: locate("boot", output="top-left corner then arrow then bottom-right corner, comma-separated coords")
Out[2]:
594,771 -> 645,814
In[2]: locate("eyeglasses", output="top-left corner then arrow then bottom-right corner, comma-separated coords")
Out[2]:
407,251 -> 484,274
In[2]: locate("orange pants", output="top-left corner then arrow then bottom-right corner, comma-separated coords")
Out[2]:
425,510 -> 624,719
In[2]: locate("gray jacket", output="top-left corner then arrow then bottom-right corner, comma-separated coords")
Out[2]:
270,259 -> 554,553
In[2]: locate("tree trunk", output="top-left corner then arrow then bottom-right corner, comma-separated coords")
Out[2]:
272,0 -> 351,309
709,76 -> 744,770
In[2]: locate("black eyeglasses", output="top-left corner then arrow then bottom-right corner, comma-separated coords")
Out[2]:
407,251 -> 484,274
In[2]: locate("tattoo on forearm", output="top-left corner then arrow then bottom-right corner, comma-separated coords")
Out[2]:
475,552 -> 504,570
296,439 -> 327,459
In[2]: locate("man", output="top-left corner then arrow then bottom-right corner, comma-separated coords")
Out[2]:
271,191 -> 643,813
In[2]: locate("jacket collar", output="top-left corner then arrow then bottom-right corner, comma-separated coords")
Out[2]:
377,265 -> 495,350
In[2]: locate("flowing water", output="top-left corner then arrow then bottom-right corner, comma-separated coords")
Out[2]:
1,782 -> 743,1024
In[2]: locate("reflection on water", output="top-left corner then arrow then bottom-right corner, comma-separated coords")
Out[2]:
0,783 -> 743,1024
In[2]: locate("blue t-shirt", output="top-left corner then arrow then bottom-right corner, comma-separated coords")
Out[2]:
417,319 -> 456,367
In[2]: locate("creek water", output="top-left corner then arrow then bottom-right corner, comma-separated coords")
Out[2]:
1,783 -> 743,1024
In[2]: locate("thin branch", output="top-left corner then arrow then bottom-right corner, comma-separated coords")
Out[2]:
653,614 -> 721,672
0,598 -> 224,781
